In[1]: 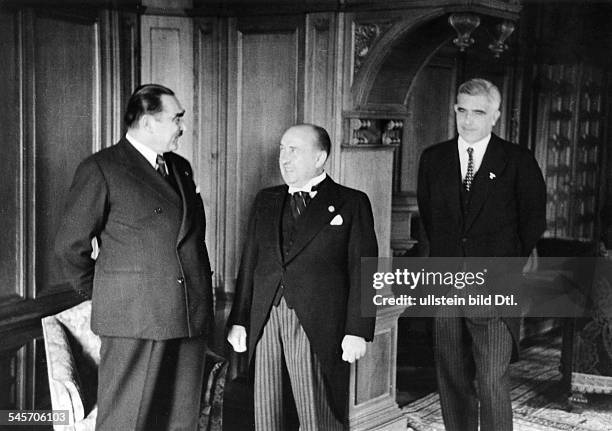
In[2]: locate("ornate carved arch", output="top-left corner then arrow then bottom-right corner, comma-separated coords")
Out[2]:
350,4 -> 521,110
351,9 -> 448,109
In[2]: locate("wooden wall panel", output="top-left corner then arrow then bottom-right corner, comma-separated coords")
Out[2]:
0,9 -> 23,302
238,32 -> 296,186
143,0 -> 192,9
401,58 -> 455,194
0,335 -> 49,411
141,16 -> 195,165
304,12 -> 337,175
340,146 -> 394,258
0,7 -> 132,304
33,338 -> 50,409
31,12 -> 101,297
119,12 -> 140,130
355,326 -> 390,403
224,16 -> 304,292
195,18 -> 225,288
0,346 -> 24,409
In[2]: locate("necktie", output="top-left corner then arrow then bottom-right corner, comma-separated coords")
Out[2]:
156,154 -> 180,193
156,154 -> 168,178
290,191 -> 311,220
463,147 -> 474,192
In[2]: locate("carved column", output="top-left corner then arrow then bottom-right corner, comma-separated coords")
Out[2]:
340,145 -> 407,430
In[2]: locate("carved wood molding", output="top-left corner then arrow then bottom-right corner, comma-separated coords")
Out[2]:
189,0 -> 521,17
348,9 -> 447,107
353,20 -> 393,78
345,112 -> 404,147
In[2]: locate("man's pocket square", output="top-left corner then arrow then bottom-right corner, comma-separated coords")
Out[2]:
330,214 -> 343,225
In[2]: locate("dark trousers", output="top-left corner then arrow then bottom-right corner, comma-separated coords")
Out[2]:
96,335 -> 207,431
434,317 -> 513,431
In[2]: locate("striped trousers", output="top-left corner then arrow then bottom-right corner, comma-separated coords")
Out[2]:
434,316 -> 513,431
254,297 -> 345,431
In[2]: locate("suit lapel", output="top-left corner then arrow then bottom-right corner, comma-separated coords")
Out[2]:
438,140 -> 463,226
167,155 -> 192,246
116,139 -> 182,208
463,135 -> 508,233
268,188 -> 286,264
285,176 -> 343,265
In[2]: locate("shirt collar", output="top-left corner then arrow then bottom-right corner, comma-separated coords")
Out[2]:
288,171 -> 327,195
126,132 -> 158,168
458,134 -> 491,152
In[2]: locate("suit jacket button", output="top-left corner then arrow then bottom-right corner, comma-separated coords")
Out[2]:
461,237 -> 467,243
177,277 -> 185,284
154,207 -> 163,214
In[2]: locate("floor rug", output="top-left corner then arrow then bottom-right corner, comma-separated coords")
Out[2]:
403,343 -> 612,430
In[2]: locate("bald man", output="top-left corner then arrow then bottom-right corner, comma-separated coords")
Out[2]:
227,124 -> 378,430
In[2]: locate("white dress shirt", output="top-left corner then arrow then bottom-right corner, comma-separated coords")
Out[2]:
288,171 -> 327,198
126,133 -> 165,173
458,134 -> 490,181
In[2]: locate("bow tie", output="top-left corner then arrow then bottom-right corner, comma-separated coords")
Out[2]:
288,182 -> 320,195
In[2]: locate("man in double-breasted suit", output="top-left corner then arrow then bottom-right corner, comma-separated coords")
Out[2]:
227,124 -> 377,430
55,84 -> 214,431
417,79 -> 546,431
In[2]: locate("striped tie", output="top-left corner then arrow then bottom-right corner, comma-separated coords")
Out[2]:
156,154 -> 168,178
463,147 -> 474,192
290,191 -> 311,220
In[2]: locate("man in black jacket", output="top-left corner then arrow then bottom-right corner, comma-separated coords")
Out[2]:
227,124 -> 378,430
417,79 -> 546,431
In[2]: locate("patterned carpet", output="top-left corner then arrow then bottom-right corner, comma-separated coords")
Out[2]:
403,343 -> 612,431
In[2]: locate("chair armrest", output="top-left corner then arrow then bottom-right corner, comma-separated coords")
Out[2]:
42,316 -> 86,424
198,350 -> 229,431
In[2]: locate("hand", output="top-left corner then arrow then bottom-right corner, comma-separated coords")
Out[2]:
341,335 -> 367,363
227,325 -> 247,353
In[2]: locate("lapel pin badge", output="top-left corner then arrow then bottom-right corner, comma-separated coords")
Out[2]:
328,205 -> 335,212
489,172 -> 496,179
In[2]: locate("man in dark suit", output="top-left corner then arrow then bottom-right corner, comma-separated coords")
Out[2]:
226,124 -> 378,430
417,78 -> 546,431
55,84 -> 214,431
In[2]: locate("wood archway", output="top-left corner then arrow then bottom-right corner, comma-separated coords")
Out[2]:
350,5 -> 521,110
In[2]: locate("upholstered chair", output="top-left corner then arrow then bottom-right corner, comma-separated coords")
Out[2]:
42,300 -> 99,431
42,300 -> 228,431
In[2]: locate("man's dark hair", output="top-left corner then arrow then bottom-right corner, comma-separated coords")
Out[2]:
124,84 -> 175,128
307,124 -> 331,157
